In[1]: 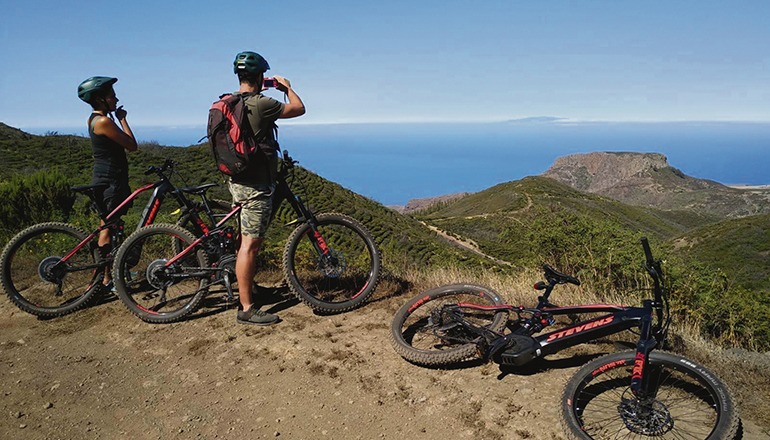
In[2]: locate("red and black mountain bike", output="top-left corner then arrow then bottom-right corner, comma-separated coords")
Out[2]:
111,150 -> 381,323
391,238 -> 739,440
0,160 -> 229,318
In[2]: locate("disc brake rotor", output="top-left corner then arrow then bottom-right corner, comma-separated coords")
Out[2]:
317,248 -> 346,278
618,390 -> 673,436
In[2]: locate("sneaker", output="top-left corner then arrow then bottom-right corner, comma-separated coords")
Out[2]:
101,281 -> 116,294
236,307 -> 279,326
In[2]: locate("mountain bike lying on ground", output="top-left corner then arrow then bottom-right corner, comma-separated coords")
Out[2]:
0,160 -> 228,318
391,238 -> 739,440
112,150 -> 381,323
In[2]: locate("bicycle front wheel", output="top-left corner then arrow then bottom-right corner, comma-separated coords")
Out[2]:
283,213 -> 381,314
560,351 -> 740,440
390,284 -> 509,366
113,223 -> 209,323
0,222 -> 101,318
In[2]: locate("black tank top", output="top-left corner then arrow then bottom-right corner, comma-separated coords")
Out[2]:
89,113 -> 128,182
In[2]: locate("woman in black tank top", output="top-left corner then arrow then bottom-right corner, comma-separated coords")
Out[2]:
77,76 -> 138,288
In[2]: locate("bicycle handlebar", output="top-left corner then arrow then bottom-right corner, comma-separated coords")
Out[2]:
282,150 -> 297,167
144,158 -> 176,176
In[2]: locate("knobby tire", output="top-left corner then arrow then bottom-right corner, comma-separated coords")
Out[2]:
0,222 -> 101,318
560,350 -> 740,440
283,213 -> 381,314
390,284 -> 509,366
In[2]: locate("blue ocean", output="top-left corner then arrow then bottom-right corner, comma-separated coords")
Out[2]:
28,121 -> 770,206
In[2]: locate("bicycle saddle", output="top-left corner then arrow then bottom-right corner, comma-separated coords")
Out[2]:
180,183 -> 219,195
71,183 -> 109,194
543,264 -> 580,286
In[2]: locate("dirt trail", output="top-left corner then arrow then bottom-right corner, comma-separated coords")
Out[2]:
421,222 -> 512,266
1,283 -> 768,440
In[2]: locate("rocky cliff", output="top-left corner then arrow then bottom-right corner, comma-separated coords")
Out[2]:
542,152 -> 770,218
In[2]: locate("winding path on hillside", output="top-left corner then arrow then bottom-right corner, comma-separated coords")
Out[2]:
415,193 -> 536,266
432,192 -> 535,221
420,222 -> 512,266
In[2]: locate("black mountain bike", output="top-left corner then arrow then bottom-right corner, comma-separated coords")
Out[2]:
391,238 -> 739,440
0,160 -> 229,318
112,150 -> 381,323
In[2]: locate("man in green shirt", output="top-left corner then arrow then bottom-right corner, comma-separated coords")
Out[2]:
229,51 -> 305,325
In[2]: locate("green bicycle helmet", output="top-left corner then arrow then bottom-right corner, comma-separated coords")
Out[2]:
233,51 -> 270,74
78,76 -> 117,103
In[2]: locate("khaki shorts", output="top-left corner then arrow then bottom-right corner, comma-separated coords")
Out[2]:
228,180 -> 274,238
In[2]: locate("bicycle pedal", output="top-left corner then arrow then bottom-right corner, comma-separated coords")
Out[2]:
494,335 -> 540,366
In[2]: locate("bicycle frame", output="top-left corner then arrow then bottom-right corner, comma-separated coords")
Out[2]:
160,151 -> 332,288
444,239 -> 668,397
390,238 -> 737,438
468,302 -> 649,364
58,163 -> 215,269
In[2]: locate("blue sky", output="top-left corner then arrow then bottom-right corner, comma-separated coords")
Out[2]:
1,1 -> 769,129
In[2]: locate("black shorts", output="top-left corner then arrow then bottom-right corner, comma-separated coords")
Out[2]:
93,178 -> 132,218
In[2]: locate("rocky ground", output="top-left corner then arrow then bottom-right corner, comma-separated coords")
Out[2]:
1,281 -> 768,440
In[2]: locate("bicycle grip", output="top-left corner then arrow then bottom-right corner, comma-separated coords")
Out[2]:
641,237 -> 654,265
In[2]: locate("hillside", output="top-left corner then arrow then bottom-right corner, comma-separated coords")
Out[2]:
416,175 -> 717,268
673,213 -> 770,291
542,151 -> 770,218
0,123 -> 491,272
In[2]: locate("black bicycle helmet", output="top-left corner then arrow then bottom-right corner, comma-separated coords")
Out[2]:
233,51 -> 270,74
78,76 -> 117,103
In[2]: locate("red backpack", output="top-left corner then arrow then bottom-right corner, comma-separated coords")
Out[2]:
206,93 -> 256,176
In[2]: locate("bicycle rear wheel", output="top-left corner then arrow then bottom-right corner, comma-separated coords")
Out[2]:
560,351 -> 739,440
0,222 -> 101,317
283,213 -> 381,313
390,284 -> 509,366
113,223 -> 209,323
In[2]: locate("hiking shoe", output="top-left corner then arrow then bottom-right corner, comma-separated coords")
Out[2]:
100,281 -> 116,295
237,307 -> 279,326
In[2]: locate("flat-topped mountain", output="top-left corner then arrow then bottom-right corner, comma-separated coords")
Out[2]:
542,152 -> 770,218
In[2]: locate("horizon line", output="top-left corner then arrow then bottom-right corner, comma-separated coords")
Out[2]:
13,117 -> 770,131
